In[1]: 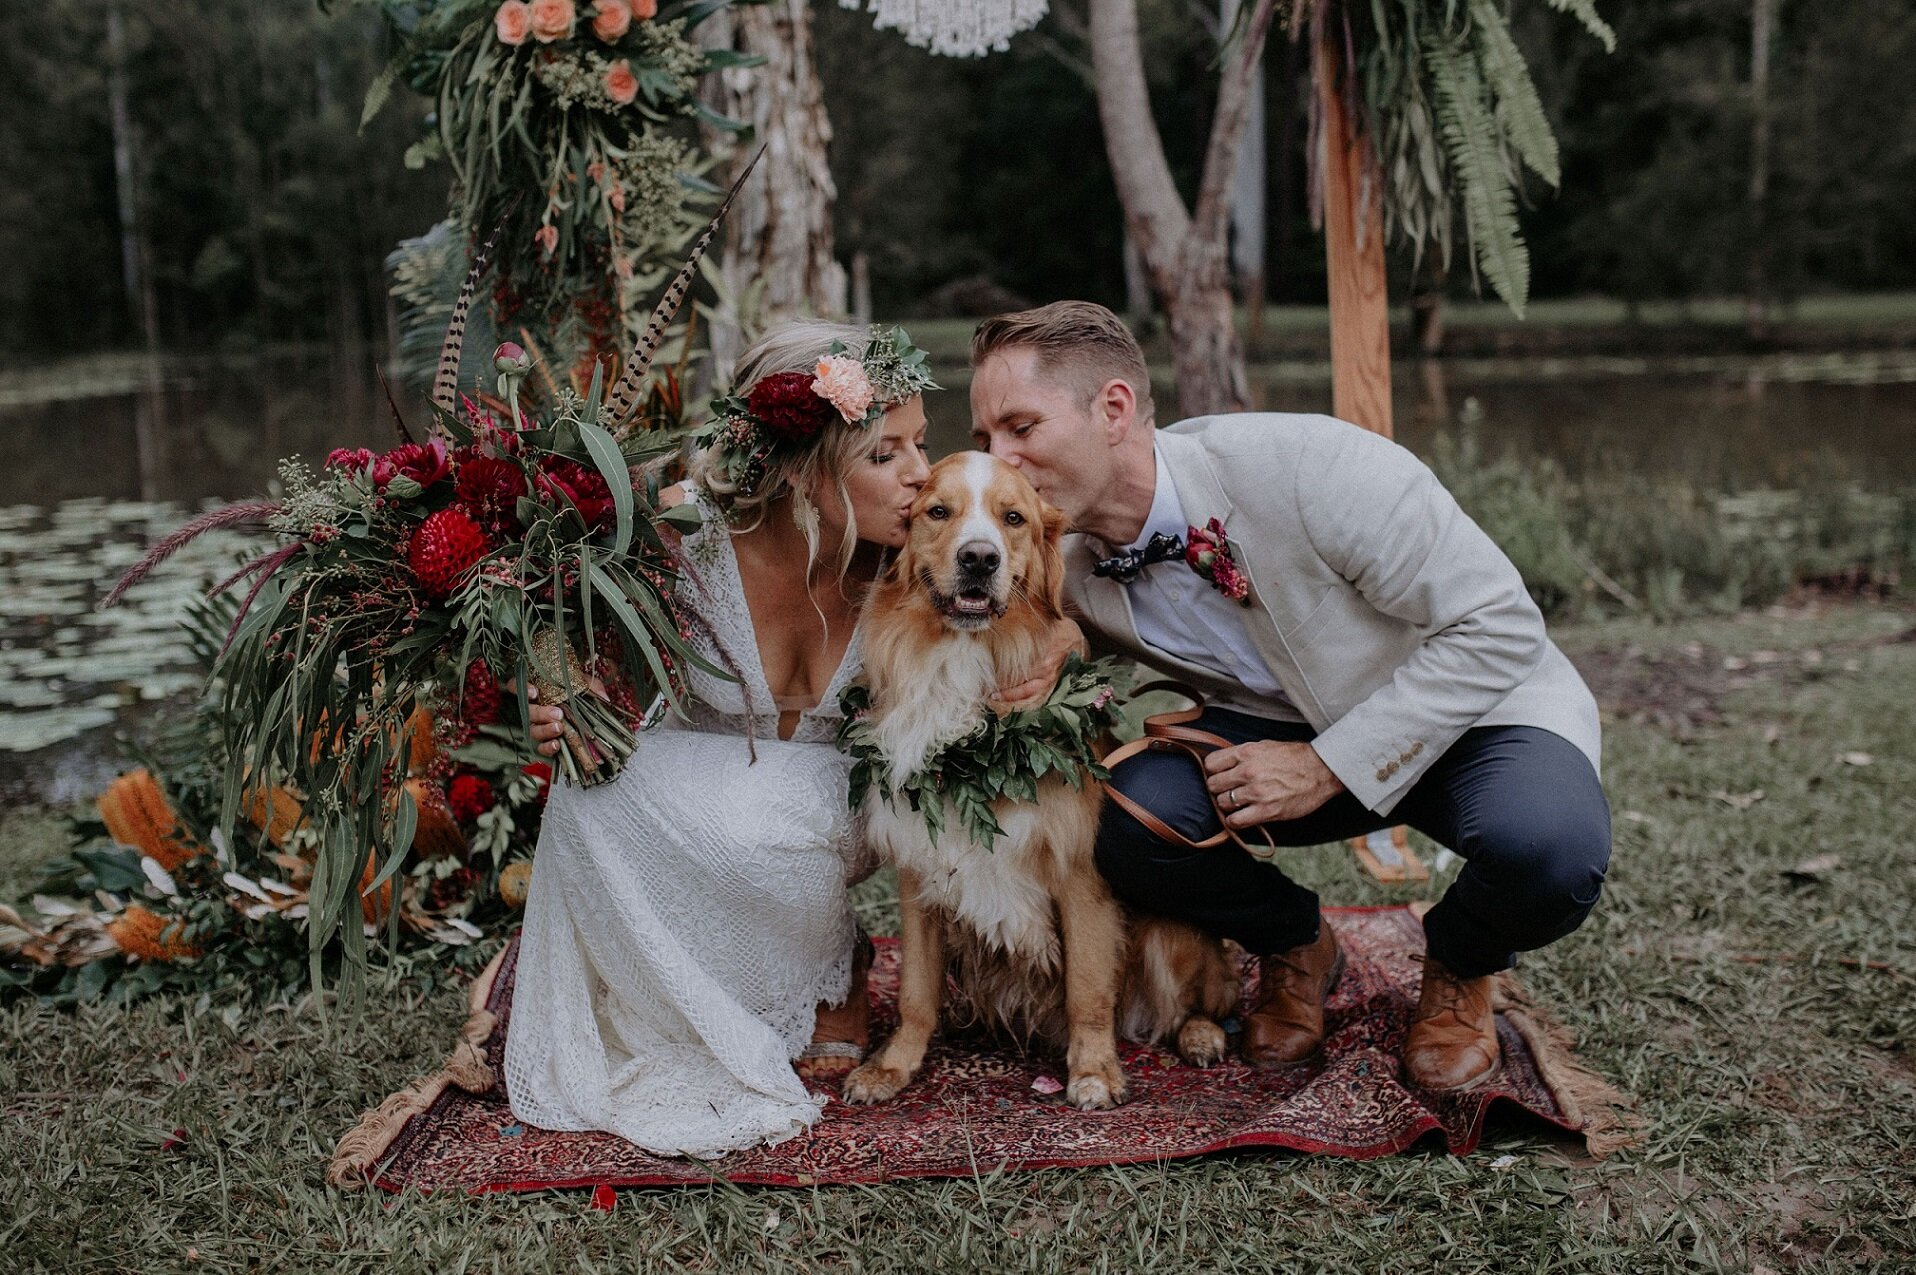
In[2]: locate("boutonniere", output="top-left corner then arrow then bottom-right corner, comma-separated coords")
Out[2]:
1184,518 -> 1252,606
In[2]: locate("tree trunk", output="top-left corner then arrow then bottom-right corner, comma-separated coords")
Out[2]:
1746,0 -> 1775,341
1225,0 -> 1267,358
1088,0 -> 1276,418
107,0 -> 166,501
698,0 -> 847,379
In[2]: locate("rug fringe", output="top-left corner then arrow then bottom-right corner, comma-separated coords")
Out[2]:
328,947 -> 508,1188
1495,972 -> 1645,1158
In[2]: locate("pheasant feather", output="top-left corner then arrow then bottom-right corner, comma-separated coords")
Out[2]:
603,146 -> 766,435
429,226 -> 503,425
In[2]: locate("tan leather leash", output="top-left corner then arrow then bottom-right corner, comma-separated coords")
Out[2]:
1101,681 -> 1280,861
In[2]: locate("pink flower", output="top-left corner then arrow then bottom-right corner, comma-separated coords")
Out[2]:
590,0 -> 630,41
528,0 -> 575,42
495,0 -> 532,44
534,223 -> 559,256
606,183 -> 626,213
604,58 -> 638,106
629,0 -> 657,17
1091,685 -> 1114,710
811,354 -> 875,424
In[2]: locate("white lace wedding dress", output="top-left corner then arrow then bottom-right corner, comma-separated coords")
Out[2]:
504,489 -> 872,1158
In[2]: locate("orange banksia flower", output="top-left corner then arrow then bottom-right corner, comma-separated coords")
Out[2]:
107,905 -> 202,962
97,770 -> 202,871
498,861 -> 534,909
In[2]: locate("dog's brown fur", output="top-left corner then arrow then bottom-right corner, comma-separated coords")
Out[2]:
843,454 -> 1235,1111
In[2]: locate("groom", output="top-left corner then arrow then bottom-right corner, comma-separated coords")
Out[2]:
969,301 -> 1610,1092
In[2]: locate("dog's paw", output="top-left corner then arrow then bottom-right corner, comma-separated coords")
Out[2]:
1177,1017 -> 1229,1068
1065,1061 -> 1128,1111
841,1061 -> 910,1105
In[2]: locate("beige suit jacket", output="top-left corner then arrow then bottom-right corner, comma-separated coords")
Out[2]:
1064,413 -> 1601,816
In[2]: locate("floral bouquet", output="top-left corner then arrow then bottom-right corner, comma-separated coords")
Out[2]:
363,0 -> 752,378
103,166 -> 753,974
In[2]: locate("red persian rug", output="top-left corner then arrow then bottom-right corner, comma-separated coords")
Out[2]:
331,907 -> 1638,1193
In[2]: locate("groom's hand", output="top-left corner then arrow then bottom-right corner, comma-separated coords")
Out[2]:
1202,741 -> 1346,828
987,619 -> 1087,715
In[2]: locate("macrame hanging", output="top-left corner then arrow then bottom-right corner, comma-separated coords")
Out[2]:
840,0 -> 1049,58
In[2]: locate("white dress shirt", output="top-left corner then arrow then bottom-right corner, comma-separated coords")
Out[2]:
1115,446 -> 1295,711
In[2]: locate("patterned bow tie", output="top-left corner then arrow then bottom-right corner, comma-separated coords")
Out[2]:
1091,531 -> 1186,583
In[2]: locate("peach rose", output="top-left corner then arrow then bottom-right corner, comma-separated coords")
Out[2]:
630,0 -> 657,18
528,0 -> 575,43
604,59 -> 638,106
590,0 -> 630,41
495,0 -> 533,45
534,224 -> 559,256
812,354 -> 875,424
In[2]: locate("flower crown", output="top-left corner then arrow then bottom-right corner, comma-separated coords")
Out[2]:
697,325 -> 938,496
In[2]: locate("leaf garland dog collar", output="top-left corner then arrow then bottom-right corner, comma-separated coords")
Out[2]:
697,324 -> 938,496
838,654 -> 1132,851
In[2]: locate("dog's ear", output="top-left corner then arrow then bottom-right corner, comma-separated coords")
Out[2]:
1030,498 -> 1070,620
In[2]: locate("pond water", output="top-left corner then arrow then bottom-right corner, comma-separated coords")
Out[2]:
1,344 -> 1911,792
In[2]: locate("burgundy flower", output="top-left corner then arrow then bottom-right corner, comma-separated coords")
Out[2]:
455,453 -> 529,535
746,371 -> 837,443
407,507 -> 490,597
373,440 -> 452,491
536,457 -> 616,532
461,660 -> 503,726
1185,517 -> 1251,605
326,447 -> 375,476
447,771 -> 496,824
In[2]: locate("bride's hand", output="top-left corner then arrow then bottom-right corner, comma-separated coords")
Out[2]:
523,678 -> 611,758
986,619 -> 1087,715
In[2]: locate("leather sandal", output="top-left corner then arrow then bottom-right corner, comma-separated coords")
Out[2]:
795,929 -> 874,1086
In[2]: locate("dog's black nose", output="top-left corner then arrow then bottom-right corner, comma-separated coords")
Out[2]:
957,541 -> 1000,575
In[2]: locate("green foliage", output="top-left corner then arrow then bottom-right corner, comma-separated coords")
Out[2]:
839,655 -> 1131,850
1424,413 -> 1916,622
1350,0 -> 1612,315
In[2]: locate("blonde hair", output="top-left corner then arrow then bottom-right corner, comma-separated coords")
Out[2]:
970,300 -> 1154,425
686,319 -> 882,577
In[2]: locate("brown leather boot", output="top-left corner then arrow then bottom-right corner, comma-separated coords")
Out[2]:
1242,925 -> 1344,1068
1402,958 -> 1501,1091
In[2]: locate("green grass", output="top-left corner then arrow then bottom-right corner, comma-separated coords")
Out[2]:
4,603 -> 1915,1272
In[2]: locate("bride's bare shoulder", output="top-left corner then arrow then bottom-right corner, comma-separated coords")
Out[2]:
659,483 -> 688,509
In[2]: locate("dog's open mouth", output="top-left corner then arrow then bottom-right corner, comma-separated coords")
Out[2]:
930,582 -> 1004,624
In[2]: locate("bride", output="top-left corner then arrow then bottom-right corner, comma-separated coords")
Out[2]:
503,320 -> 934,1158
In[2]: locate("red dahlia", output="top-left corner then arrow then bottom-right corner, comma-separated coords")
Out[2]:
448,772 -> 496,824
746,371 -> 836,442
536,458 -> 616,532
407,508 -> 490,598
455,454 -> 528,535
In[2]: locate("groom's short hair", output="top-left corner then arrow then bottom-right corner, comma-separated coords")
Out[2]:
971,301 -> 1154,424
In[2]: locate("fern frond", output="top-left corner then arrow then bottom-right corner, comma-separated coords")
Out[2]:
1428,32 -> 1531,314
1470,0 -> 1560,186
1541,0 -> 1617,52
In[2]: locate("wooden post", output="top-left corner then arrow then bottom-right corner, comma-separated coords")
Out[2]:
1317,25 -> 1425,883
1316,26 -> 1392,438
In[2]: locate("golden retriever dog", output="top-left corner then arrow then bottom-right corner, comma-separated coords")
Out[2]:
842,453 -> 1237,1112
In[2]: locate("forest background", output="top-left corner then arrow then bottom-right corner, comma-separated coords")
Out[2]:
6,0 -> 1914,357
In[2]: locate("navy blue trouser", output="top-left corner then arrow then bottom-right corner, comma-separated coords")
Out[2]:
1093,709 -> 1611,978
